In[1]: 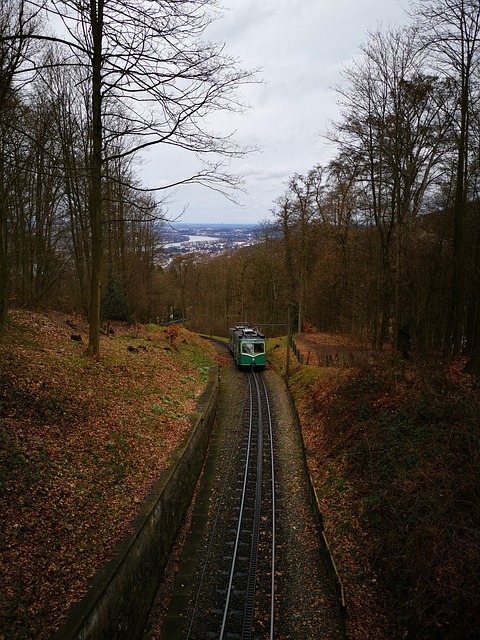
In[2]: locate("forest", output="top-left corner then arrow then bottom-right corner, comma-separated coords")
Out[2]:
2,1 -> 480,637
2,0 -> 480,373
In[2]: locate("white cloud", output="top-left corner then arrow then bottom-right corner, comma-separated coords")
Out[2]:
141,0 -> 409,224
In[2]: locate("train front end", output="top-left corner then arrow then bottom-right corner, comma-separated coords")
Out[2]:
229,326 -> 267,370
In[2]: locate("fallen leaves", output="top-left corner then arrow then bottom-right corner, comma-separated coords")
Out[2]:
0,310 -> 216,640
279,336 -> 480,639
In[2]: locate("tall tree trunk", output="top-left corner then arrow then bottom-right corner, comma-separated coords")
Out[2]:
447,81 -> 468,356
87,0 -> 104,356
393,221 -> 401,352
464,206 -> 480,375
297,273 -> 305,334
374,234 -> 392,351
0,144 -> 7,336
464,301 -> 480,375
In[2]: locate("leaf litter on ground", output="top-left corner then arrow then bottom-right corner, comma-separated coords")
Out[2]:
0,310 -> 217,640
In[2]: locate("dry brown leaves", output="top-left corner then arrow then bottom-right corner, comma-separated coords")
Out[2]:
273,335 -> 397,640
0,311 -> 216,640
283,336 -> 480,639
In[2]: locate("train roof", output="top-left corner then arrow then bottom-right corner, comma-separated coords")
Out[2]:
230,325 -> 265,340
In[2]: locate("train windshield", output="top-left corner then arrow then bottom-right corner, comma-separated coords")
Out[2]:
242,341 -> 265,355
254,342 -> 265,354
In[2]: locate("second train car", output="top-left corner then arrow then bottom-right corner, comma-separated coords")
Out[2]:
229,325 -> 267,369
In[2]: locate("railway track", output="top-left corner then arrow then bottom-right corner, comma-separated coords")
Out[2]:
151,365 -> 344,640
183,370 -> 276,640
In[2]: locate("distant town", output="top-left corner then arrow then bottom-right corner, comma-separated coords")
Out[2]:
159,222 -> 266,265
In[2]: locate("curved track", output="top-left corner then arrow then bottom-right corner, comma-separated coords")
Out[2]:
186,370 -> 276,640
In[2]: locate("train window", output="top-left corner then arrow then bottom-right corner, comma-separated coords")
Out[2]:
242,342 -> 254,354
254,342 -> 265,354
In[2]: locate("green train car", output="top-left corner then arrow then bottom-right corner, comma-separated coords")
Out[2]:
228,325 -> 267,369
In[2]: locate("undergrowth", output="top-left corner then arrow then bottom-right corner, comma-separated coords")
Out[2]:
349,366 -> 479,638
268,335 -> 480,638
304,357 -> 480,639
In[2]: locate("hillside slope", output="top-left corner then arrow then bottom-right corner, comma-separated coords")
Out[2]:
0,311 -> 216,639
3,315 -> 479,640
269,338 -> 480,639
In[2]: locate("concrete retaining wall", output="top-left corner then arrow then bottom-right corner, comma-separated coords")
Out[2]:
54,367 -> 219,640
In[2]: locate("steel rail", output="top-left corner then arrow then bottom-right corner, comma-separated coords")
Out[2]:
184,371 -> 276,640
219,373 -> 255,639
242,371 -> 264,639
185,382 -> 250,640
258,372 -> 276,640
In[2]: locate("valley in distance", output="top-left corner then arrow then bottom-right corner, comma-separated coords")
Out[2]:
159,221 -> 264,265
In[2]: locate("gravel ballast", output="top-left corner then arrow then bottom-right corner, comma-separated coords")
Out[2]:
144,364 -> 343,639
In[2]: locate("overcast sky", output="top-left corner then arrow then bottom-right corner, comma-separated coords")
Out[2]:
141,0 -> 409,226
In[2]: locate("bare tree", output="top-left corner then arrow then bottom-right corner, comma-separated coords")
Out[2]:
49,61 -> 92,314
331,25 -> 453,351
272,192 -> 296,306
21,0 -> 256,354
271,167 -> 324,332
0,0 -> 38,333
288,168 -> 323,332
413,0 -> 480,360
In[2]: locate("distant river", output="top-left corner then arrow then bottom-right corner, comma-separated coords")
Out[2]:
184,235 -> 219,243
164,235 -> 219,248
